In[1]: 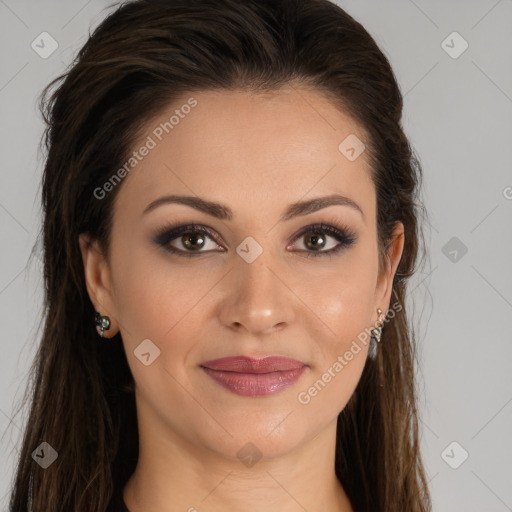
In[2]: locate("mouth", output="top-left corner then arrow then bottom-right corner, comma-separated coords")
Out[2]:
199,355 -> 308,397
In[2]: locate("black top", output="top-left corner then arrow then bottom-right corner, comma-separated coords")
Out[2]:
119,497 -> 130,512
106,490 -> 130,512
107,498 -> 129,511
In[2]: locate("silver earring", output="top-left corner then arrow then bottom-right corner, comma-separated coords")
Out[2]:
368,308 -> 385,360
95,312 -> 111,338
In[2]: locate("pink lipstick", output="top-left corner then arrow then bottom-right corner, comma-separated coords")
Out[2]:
200,356 -> 308,396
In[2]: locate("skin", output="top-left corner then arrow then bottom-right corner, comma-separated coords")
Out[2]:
79,84 -> 404,512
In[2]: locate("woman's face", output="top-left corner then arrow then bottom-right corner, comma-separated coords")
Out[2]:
80,85 -> 403,462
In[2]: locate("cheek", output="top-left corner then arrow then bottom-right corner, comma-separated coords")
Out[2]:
294,254 -> 377,411
296,286 -> 374,419
110,252 -> 203,405
298,252 -> 377,342
113,275 -> 203,369
110,239 -> 198,341
307,282 -> 374,374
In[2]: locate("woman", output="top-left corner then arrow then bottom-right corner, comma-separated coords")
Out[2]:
9,0 -> 432,510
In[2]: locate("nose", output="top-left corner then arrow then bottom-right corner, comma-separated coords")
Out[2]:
218,252 -> 296,336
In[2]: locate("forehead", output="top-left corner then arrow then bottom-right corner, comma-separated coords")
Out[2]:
113,86 -> 375,226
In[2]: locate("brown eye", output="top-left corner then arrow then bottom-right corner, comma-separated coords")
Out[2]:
291,223 -> 357,258
153,222 -> 357,259
154,224 -> 222,258
303,232 -> 328,251
180,232 -> 207,251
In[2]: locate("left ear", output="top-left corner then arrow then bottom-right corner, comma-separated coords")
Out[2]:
374,221 -> 405,315
78,232 -> 120,338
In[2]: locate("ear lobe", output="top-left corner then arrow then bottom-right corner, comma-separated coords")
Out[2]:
78,233 -> 117,323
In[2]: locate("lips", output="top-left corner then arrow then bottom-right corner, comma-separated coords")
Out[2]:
200,355 -> 306,373
199,356 -> 308,397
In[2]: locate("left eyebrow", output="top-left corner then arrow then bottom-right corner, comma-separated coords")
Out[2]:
142,193 -> 365,223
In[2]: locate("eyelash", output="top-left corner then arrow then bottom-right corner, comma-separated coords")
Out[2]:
153,221 -> 357,259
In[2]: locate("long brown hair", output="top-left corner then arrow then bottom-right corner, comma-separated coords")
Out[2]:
8,0 -> 431,510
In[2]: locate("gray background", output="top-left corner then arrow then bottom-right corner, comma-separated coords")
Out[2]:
0,0 -> 511,510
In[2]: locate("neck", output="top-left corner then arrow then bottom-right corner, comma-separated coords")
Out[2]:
123,407 -> 354,512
